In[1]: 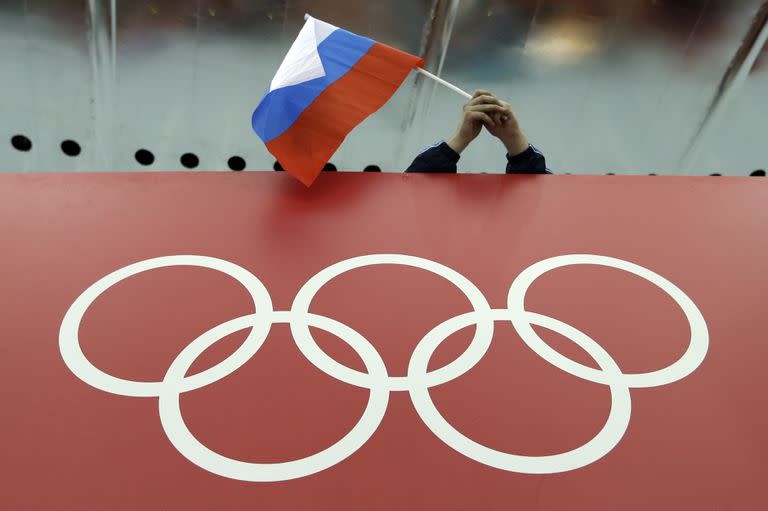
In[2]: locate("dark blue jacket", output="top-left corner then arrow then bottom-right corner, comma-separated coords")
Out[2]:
406,141 -> 551,174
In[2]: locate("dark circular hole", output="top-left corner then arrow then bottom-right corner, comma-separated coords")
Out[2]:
364,165 -> 382,173
323,163 -> 337,172
11,135 -> 32,152
751,169 -> 766,177
61,140 -> 82,157
228,156 -> 246,171
273,161 -> 284,172
180,153 -> 199,169
135,149 -> 155,166
606,173 -> 615,176
649,173 -> 658,176
710,173 -> 722,176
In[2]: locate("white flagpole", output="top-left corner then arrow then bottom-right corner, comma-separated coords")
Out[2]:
414,67 -> 472,99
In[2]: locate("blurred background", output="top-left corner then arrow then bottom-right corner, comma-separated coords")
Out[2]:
1,0 -> 766,175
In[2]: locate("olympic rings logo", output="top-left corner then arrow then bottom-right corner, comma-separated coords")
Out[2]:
59,254 -> 708,482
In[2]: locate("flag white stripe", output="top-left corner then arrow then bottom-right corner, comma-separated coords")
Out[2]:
270,16 -> 339,92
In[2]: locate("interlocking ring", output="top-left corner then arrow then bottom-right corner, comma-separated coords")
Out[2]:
59,253 -> 708,482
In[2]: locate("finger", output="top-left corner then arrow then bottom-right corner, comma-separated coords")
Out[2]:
466,104 -> 507,114
472,89 -> 494,98
467,111 -> 496,126
469,94 -> 501,105
468,95 -> 503,107
498,105 -> 514,123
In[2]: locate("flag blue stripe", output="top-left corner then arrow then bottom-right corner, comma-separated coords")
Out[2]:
252,29 -> 376,143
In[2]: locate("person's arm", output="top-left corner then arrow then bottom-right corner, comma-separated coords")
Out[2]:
405,141 -> 460,173
506,144 -> 550,174
484,96 -> 552,175
406,91 -> 506,173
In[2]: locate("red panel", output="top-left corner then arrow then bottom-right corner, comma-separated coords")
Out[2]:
0,172 -> 766,510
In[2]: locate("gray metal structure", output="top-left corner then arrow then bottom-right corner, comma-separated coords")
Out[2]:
1,0 -> 766,175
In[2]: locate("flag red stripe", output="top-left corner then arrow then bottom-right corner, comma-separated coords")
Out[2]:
266,43 -> 423,186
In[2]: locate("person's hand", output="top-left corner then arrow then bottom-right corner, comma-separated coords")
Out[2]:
482,96 -> 530,157
446,90 -> 508,154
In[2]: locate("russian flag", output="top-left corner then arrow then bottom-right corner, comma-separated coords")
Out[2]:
252,15 -> 424,186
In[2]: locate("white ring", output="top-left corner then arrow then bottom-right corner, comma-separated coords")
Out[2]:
158,311 -> 389,482
409,309 -> 632,474
59,256 -> 273,397
59,253 -> 709,480
290,254 -> 494,391
507,255 -> 709,388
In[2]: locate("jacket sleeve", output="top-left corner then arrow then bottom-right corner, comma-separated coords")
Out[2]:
406,141 -> 552,174
405,142 -> 460,173
506,145 -> 551,174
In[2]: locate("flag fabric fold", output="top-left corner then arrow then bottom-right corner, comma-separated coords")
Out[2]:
252,15 -> 424,186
